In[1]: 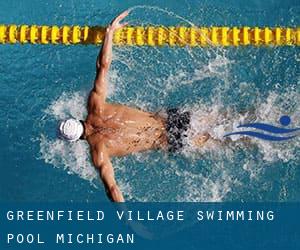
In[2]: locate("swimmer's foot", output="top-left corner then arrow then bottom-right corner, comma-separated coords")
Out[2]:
193,133 -> 210,147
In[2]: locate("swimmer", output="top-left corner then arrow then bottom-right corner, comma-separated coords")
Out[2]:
58,11 -> 210,202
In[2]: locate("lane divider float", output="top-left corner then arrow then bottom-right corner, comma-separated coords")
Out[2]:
0,25 -> 299,46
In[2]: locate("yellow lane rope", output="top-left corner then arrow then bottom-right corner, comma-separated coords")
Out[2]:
0,25 -> 299,46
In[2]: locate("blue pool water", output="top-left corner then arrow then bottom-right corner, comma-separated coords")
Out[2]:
0,0 -> 299,202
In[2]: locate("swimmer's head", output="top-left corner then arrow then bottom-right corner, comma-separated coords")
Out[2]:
57,118 -> 84,142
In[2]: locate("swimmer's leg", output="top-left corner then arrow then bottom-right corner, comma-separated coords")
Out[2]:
192,132 -> 211,147
191,106 -> 259,148
189,114 -> 217,147
192,133 -> 254,148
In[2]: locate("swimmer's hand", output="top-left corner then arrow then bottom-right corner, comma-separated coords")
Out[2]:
107,10 -> 129,33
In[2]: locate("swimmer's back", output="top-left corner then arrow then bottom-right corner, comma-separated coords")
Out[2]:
86,102 -> 168,156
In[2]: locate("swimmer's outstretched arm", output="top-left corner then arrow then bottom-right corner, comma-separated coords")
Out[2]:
92,143 -> 125,202
93,11 -> 129,101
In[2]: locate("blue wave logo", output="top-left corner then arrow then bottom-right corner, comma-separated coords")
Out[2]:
224,116 -> 300,141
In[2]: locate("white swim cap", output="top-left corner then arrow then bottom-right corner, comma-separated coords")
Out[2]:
58,118 -> 84,142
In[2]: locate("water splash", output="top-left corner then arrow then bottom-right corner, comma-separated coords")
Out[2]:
37,6 -> 300,202
39,89 -> 300,202
39,134 -> 98,185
